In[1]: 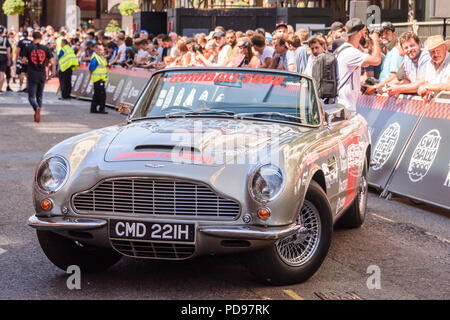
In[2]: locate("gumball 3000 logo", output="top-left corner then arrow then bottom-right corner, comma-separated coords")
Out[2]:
372,122 -> 400,171
407,129 -> 441,182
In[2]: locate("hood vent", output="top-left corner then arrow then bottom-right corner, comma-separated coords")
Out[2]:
134,145 -> 201,154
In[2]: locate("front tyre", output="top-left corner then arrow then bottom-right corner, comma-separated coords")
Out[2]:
247,181 -> 332,285
36,230 -> 122,272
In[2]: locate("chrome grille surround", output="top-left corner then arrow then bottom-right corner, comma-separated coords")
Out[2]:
111,239 -> 195,259
72,177 -> 241,219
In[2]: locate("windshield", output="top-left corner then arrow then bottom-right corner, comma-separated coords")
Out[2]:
131,69 -> 320,125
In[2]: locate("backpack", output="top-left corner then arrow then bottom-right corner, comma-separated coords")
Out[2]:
312,51 -> 338,99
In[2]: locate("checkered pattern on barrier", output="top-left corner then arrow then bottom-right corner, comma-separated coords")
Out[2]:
357,94 -> 450,120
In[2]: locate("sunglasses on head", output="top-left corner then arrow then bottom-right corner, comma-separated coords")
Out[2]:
239,41 -> 250,49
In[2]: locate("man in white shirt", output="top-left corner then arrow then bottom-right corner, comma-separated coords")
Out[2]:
251,34 -> 274,69
335,18 -> 381,112
418,35 -> 450,101
213,31 -> 231,66
385,31 -> 430,97
111,34 -> 126,65
157,35 -> 179,64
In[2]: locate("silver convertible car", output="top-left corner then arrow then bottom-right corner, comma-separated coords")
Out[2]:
29,68 -> 370,285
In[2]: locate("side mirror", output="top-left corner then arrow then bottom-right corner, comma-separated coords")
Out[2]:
324,103 -> 350,125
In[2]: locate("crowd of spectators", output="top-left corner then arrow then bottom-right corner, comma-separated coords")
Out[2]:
0,19 -> 449,104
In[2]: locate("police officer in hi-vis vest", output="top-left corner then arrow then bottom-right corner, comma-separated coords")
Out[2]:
58,39 -> 79,99
89,43 -> 108,114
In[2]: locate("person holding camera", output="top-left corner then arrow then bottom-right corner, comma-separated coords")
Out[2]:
335,18 -> 381,112
365,22 -> 404,95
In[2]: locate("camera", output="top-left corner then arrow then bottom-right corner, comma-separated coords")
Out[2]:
367,26 -> 382,35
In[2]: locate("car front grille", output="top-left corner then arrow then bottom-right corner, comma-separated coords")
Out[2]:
111,239 -> 195,259
72,178 -> 240,219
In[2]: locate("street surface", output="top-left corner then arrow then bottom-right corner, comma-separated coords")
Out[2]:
0,89 -> 448,300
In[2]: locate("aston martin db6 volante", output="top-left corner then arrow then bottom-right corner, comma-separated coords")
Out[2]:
29,68 -> 370,285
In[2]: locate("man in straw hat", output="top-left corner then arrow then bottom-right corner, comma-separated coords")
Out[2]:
417,35 -> 450,101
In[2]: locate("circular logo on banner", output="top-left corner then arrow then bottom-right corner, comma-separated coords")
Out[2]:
113,79 -> 125,102
407,129 -> 441,183
372,122 -> 401,171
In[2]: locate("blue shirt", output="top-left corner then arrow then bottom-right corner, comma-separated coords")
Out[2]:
379,46 -> 404,82
287,44 -> 309,74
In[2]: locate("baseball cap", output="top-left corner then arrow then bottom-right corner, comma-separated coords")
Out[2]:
140,29 -> 149,36
275,21 -> 288,30
330,21 -> 345,31
332,38 -> 346,52
0,26 -> 4,34
343,18 -> 365,37
381,21 -> 395,32
265,32 -> 273,44
213,31 -> 226,39
23,30 -> 28,37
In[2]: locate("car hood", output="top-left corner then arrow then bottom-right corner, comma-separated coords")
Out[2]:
105,118 -> 306,166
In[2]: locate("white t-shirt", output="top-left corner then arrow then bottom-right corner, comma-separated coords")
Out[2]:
257,46 -> 275,67
336,43 -> 368,112
136,48 -> 150,60
117,43 -> 127,63
217,44 -> 231,66
424,52 -> 450,85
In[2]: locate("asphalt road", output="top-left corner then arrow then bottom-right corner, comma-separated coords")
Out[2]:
0,90 -> 448,300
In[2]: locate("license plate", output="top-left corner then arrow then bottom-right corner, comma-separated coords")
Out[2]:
109,219 -> 195,243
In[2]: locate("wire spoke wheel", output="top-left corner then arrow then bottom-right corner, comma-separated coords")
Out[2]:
275,200 -> 321,267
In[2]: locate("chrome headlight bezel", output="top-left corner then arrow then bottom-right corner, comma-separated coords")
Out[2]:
249,164 -> 285,203
35,155 -> 70,194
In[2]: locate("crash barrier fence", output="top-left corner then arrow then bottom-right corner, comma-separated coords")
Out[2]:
70,65 -> 154,112
70,67 -> 449,211
356,93 -> 450,211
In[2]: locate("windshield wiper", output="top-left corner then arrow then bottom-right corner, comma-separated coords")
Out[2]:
234,112 -> 303,123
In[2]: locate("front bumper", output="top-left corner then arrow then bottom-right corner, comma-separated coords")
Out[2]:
28,215 -> 300,240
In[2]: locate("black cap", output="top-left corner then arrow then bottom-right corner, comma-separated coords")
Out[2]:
23,30 -> 28,37
381,21 -> 395,32
343,18 -> 365,37
332,38 -> 346,52
0,26 -> 4,34
330,21 -> 344,31
213,31 -> 226,38
275,21 -> 288,30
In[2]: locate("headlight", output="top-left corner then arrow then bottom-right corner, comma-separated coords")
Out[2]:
250,164 -> 284,202
35,156 -> 69,194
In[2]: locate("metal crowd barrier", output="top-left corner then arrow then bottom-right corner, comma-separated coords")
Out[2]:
70,65 -> 154,109
356,93 -> 450,211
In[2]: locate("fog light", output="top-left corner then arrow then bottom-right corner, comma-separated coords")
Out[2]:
258,207 -> 271,220
41,199 -> 53,211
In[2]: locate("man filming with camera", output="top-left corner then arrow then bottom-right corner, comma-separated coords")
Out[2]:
335,18 -> 381,112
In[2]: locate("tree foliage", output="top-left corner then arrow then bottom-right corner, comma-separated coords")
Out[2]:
2,0 -> 25,16
118,1 -> 139,16
105,20 -> 122,34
